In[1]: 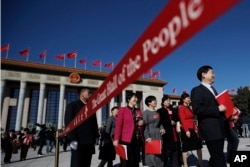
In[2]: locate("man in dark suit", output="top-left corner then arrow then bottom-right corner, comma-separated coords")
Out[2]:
98,106 -> 119,167
64,87 -> 99,167
191,65 -> 227,167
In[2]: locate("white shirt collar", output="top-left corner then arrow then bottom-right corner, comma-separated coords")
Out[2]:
201,82 -> 216,96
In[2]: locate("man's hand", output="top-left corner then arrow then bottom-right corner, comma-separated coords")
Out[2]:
218,105 -> 226,112
70,141 -> 78,150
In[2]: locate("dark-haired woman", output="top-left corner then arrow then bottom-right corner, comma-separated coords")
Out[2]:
157,95 -> 180,167
20,128 -> 33,161
143,95 -> 165,167
113,93 -> 144,167
98,106 -> 119,167
178,92 -> 203,167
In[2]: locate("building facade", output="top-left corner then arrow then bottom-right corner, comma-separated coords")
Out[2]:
1,59 -> 168,131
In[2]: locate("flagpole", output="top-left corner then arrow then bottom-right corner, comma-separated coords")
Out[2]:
84,57 -> 86,70
63,54 -> 65,67
100,62 -> 102,72
26,47 -> 30,62
26,53 -> 29,62
44,50 -> 46,64
5,44 -> 10,59
6,49 -> 9,59
74,55 -> 77,68
44,54 -> 46,64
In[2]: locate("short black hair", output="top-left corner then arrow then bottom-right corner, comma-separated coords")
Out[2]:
161,95 -> 169,107
145,95 -> 156,106
197,65 -> 213,81
24,128 -> 29,132
126,92 -> 137,103
111,106 -> 119,112
77,87 -> 90,94
180,92 -> 190,104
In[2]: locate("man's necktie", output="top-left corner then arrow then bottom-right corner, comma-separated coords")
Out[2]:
211,85 -> 218,96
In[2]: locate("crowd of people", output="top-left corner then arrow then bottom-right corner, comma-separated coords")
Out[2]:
2,65 -> 250,167
1,124 -> 56,164
63,65 -> 249,167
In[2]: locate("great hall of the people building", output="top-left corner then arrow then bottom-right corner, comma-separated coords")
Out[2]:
1,58 -> 181,131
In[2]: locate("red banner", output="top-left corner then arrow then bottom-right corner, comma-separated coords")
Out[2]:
143,69 -> 152,75
61,0 -> 239,136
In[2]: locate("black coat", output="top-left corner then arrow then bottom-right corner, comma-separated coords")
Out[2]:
98,127 -> 116,160
157,106 -> 179,150
64,100 -> 99,145
191,84 -> 227,141
105,115 -> 116,138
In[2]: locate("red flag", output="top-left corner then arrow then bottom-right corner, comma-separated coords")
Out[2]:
1,44 -> 9,52
67,51 -> 77,58
39,50 -> 47,59
19,48 -> 30,56
104,62 -> 113,68
92,60 -> 102,66
55,54 -> 65,60
172,88 -> 176,93
150,71 -> 160,78
79,59 -> 87,64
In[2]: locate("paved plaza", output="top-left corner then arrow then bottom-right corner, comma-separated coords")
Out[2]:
1,138 -> 250,167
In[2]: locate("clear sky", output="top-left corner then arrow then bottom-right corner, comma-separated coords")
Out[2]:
1,0 -> 250,95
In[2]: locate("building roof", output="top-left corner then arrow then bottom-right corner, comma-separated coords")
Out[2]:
1,58 -> 167,87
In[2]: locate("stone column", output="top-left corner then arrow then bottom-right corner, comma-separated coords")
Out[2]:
37,83 -> 46,128
15,81 -> 26,131
142,91 -> 147,111
122,90 -> 126,107
110,97 -> 115,115
57,84 -> 65,130
22,89 -> 30,128
0,80 -> 6,104
96,108 -> 102,128
1,88 -> 10,131
0,80 -> 7,130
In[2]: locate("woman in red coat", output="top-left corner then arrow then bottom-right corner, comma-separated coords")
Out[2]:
178,92 -> 203,167
113,93 -> 144,167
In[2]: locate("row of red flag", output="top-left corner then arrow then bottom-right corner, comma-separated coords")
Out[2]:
143,69 -> 160,79
1,44 -> 115,68
1,44 -> 161,78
